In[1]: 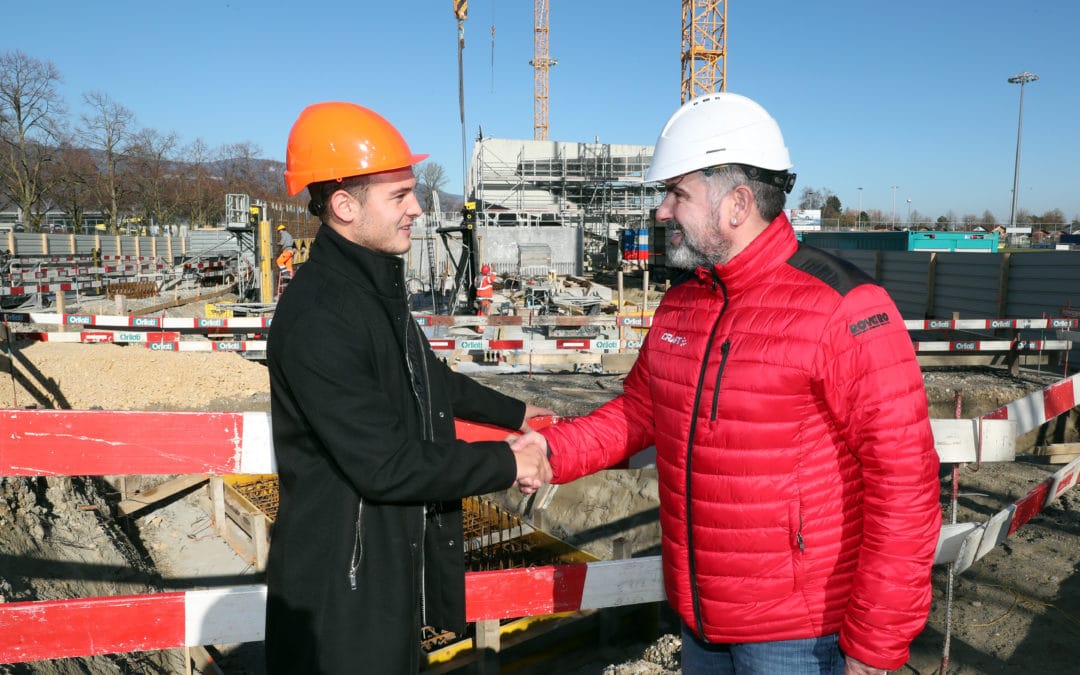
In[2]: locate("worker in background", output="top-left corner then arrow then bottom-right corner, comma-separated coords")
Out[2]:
266,101 -> 554,674
275,223 -> 295,276
512,93 -> 941,675
475,263 -> 495,315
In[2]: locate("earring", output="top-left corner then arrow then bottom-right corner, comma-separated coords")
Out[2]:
730,218 -> 737,225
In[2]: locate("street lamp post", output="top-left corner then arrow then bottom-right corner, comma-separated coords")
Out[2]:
906,198 -> 912,227
890,185 -> 899,228
857,187 -> 863,230
1007,71 -> 1038,231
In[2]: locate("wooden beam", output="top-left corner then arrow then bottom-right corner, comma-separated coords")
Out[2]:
116,475 -> 208,516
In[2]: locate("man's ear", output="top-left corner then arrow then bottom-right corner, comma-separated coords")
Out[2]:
328,189 -> 356,223
730,184 -> 755,225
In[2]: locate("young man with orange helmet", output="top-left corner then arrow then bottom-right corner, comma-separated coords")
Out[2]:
266,102 -> 554,674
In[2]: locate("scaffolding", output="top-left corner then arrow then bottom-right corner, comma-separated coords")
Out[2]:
465,137 -> 663,270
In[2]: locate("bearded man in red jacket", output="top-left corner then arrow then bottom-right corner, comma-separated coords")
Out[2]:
513,92 -> 941,674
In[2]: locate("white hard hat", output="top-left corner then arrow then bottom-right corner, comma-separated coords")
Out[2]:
645,92 -> 793,183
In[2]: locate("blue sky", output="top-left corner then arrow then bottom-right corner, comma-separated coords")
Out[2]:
7,1 -> 1079,222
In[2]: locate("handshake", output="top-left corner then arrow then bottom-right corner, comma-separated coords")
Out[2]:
507,431 -> 552,494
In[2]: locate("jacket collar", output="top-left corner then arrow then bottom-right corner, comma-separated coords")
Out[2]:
309,224 -> 405,297
694,211 -> 798,293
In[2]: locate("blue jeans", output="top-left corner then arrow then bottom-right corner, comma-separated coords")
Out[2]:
680,623 -> 846,674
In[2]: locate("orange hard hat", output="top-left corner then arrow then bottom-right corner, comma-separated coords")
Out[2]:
283,102 -> 429,196
481,264 -> 491,274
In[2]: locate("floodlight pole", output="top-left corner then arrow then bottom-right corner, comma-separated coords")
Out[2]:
1007,71 -> 1038,231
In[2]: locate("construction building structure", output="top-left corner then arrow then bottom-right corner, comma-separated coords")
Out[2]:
465,137 -> 663,271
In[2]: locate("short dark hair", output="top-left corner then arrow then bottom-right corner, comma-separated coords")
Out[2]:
306,175 -> 373,220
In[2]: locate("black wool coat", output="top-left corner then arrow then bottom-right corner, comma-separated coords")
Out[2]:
264,225 -> 524,674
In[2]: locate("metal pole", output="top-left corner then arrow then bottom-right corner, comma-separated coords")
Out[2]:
890,186 -> 899,228
857,187 -> 863,230
1008,71 -> 1038,231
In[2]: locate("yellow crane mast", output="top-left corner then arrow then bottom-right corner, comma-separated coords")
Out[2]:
531,0 -> 556,140
681,0 -> 727,102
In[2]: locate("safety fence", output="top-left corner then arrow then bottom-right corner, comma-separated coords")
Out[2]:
0,373 -> 1077,664
2,312 -> 1075,358
1,254 -> 235,304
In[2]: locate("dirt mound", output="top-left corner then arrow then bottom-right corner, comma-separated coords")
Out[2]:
1,341 -> 270,411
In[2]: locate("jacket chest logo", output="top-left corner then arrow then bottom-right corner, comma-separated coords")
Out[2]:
660,332 -> 689,347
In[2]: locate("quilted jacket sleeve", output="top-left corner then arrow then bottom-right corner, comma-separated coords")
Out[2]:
820,284 -> 942,670
541,338 -> 657,483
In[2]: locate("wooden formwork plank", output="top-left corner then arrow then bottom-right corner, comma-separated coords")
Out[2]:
115,475 -> 208,516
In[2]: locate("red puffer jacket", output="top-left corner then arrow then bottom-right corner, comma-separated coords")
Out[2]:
541,214 -> 941,671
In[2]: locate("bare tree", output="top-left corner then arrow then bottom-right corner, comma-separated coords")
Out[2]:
0,50 -> 65,230
45,138 -> 98,233
128,127 -> 179,233
178,137 -> 220,230
78,91 -> 136,232
797,186 -> 823,210
417,161 -> 448,211
1039,208 -> 1066,231
219,141 -> 274,200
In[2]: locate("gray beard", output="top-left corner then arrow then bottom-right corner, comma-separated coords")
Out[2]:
667,226 -> 729,269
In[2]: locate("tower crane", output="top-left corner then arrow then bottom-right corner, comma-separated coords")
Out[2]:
531,0 -> 556,140
681,0 -> 727,102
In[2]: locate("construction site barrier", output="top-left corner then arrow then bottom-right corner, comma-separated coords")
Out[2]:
7,312 -> 1076,332
0,372 -> 1077,664
3,312 -> 1075,358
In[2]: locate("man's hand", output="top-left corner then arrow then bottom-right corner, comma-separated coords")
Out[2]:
845,655 -> 887,675
508,431 -> 551,494
519,404 -> 556,432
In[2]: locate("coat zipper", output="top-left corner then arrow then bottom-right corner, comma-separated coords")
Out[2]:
402,287 -> 433,627
709,339 -> 731,421
348,499 -> 364,590
685,271 -> 729,638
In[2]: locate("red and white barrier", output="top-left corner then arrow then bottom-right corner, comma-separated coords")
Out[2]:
0,410 -> 274,476
906,318 -> 1078,331
2,452 -> 1078,663
3,313 -> 1073,358
914,339 -> 1072,353
13,332 -> 267,352
1,312 -> 271,330
0,558 -> 666,664
981,371 -> 1080,434
0,374 -> 1077,665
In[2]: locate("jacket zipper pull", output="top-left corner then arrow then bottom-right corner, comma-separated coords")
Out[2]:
348,569 -> 357,590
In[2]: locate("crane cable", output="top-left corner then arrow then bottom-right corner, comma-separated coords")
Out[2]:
455,1 -> 468,197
